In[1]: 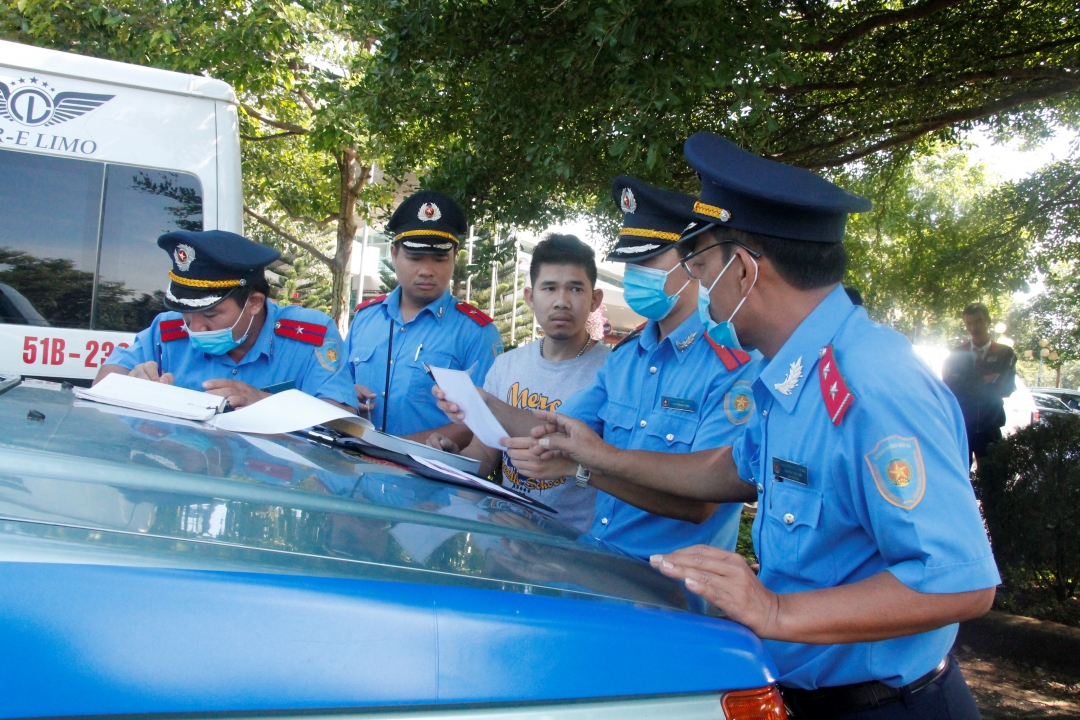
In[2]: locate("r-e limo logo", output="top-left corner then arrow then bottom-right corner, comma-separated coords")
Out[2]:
0,77 -> 114,155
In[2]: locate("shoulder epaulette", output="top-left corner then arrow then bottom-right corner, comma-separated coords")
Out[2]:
159,318 -> 188,343
274,318 -> 327,346
614,322 -> 647,352
704,333 -> 752,371
455,301 -> 494,327
818,343 -> 855,426
354,294 -> 387,313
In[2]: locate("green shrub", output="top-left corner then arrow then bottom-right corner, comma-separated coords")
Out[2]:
974,415 -> 1080,606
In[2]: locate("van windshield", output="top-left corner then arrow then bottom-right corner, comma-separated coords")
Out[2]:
0,149 -> 203,332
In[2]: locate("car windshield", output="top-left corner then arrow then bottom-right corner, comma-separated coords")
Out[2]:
1032,394 -> 1071,411
0,381 -> 697,614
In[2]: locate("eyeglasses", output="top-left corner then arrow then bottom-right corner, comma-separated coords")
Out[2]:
679,240 -> 761,280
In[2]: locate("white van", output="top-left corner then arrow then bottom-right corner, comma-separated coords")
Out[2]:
0,40 -> 241,383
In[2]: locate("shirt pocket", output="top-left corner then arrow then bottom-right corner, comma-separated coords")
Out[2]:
349,343 -> 379,384
406,349 -> 453,397
762,481 -> 831,586
597,399 -> 637,447
643,410 -> 698,452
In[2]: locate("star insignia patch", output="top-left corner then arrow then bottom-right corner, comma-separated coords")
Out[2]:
418,202 -> 442,222
173,243 -> 195,272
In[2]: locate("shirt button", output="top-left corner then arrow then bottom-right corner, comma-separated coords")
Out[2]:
231,369 -> 237,375
666,433 -> 674,441
649,366 -> 657,374
381,392 -> 386,397
399,327 -> 406,332
353,357 -> 359,363
783,513 -> 795,525
756,483 -> 764,493
389,359 -> 393,364
639,420 -> 647,428
600,518 -> 609,525
762,409 -> 769,417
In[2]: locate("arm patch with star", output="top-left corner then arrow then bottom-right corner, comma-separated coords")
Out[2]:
274,319 -> 327,346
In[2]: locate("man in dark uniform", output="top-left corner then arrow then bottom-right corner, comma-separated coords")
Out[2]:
98,230 -> 356,411
523,135 -> 998,719
347,190 -> 502,444
942,302 -> 1017,467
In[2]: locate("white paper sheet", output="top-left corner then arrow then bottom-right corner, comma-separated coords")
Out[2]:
428,366 -> 510,448
74,373 -> 226,421
409,454 -> 525,503
209,389 -> 354,434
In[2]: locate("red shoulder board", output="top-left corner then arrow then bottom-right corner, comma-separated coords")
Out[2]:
274,319 -> 327,346
614,322 -> 647,351
354,294 -> 387,313
704,333 -> 752,371
456,301 -> 494,327
159,318 -> 188,343
819,344 -> 855,426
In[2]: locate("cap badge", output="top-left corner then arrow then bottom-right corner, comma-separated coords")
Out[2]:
418,202 -> 442,222
173,243 -> 195,272
620,188 -> 637,214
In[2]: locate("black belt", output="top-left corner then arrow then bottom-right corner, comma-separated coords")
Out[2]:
781,656 -> 950,720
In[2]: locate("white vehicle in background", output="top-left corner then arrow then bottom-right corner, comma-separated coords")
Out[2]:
0,40 -> 241,384
913,343 -> 1037,435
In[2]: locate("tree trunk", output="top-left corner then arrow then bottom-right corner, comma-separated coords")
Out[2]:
330,150 -> 363,336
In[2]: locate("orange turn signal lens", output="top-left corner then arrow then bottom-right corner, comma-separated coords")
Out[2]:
721,685 -> 787,720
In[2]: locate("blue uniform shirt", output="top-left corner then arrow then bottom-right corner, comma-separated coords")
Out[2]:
561,311 -> 760,560
733,285 -> 1000,690
347,287 -> 503,436
105,300 -> 356,407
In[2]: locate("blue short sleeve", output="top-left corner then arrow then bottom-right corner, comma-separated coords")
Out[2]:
845,384 -> 1000,594
559,362 -> 609,435
102,322 -> 158,369
293,322 -> 358,408
464,323 -> 503,386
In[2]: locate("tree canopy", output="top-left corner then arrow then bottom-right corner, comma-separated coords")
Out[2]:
364,0 -> 1079,226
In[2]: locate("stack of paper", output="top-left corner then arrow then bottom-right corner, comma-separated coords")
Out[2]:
327,415 -> 482,475
74,374 -> 227,421
427,366 -> 510,448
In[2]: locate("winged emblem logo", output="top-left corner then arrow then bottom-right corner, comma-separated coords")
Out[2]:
773,356 -> 803,395
0,79 -> 114,128
620,187 -> 637,214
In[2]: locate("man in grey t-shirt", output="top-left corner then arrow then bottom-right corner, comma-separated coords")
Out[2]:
429,234 -> 608,531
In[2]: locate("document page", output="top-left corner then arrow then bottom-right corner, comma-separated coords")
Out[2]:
428,366 -> 510,448
74,373 -> 226,421
210,389 -> 354,434
409,455 -> 527,503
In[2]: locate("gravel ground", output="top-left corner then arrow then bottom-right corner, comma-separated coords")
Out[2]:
954,645 -> 1080,719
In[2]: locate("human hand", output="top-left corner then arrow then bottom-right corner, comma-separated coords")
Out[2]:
426,432 -> 461,454
129,361 -> 175,385
201,379 -> 271,409
354,384 -> 377,416
650,545 -> 781,637
501,436 -> 578,479
431,384 -> 467,424
529,410 -> 612,469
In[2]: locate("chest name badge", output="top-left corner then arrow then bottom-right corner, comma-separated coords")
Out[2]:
661,396 -> 697,413
772,457 -> 809,486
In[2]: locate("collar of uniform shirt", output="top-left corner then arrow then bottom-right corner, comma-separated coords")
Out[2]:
209,298 -> 280,367
756,284 -> 858,412
383,286 -> 454,325
636,312 -> 702,364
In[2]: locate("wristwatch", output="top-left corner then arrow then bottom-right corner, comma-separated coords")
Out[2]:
575,463 -> 591,489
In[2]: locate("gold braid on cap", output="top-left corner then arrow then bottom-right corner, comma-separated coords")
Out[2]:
394,229 -> 459,242
169,271 -> 244,288
619,227 -> 681,242
693,201 -> 730,220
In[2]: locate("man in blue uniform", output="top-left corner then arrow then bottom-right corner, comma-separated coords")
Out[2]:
348,190 -> 502,444
97,230 -> 356,411
437,176 -> 759,560
526,136 -> 998,719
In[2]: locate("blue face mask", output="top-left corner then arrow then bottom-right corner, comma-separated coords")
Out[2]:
186,300 -> 256,356
697,251 -> 758,351
623,263 -> 691,321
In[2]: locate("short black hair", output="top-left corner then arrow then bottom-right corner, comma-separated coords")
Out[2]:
530,234 -> 597,287
709,225 -> 847,290
963,302 -> 990,321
